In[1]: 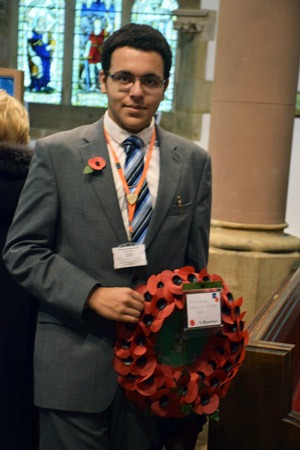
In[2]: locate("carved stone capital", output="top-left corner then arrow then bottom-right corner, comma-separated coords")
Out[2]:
173,8 -> 216,39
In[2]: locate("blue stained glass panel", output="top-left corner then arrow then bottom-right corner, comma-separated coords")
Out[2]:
71,0 -> 122,107
17,0 -> 65,105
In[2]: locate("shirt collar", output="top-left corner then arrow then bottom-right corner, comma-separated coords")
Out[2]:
103,111 -> 155,147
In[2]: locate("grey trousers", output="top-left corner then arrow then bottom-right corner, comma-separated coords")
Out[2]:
39,387 -> 157,450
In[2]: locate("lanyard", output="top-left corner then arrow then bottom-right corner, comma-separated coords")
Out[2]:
104,127 -> 156,239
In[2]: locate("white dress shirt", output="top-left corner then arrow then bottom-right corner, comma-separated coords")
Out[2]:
103,111 -> 160,240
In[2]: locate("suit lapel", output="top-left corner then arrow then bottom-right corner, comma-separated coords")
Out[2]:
77,121 -> 182,248
145,127 -> 182,248
78,119 -> 127,244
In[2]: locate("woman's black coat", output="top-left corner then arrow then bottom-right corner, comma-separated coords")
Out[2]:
0,143 -> 39,450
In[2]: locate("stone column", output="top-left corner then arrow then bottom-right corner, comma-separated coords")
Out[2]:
208,0 -> 300,320
169,7 -> 216,140
0,0 -> 18,68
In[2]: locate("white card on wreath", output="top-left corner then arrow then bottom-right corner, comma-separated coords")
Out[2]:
186,289 -> 222,329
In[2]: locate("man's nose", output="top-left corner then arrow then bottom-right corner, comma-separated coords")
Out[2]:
129,78 -> 144,95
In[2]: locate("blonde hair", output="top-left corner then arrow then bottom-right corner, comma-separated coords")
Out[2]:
0,89 -> 30,145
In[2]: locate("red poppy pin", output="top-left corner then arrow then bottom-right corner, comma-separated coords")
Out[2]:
83,157 -> 106,174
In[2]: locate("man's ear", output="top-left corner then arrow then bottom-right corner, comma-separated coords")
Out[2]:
99,70 -> 107,94
161,79 -> 169,101
163,79 -> 169,93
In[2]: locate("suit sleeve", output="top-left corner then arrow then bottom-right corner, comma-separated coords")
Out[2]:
2,140 -> 98,322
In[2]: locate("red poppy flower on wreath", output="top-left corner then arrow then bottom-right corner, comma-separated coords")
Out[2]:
136,367 -> 165,395
114,267 -> 249,419
150,387 -> 182,417
83,156 -> 106,174
194,388 -> 220,415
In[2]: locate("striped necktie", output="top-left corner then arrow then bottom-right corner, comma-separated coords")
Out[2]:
123,135 -> 153,243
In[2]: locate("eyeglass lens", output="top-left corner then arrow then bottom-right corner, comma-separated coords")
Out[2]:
110,72 -> 164,89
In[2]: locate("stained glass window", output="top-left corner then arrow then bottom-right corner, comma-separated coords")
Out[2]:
17,0 -> 65,104
71,0 -> 122,107
17,1 -> 178,112
131,0 -> 178,112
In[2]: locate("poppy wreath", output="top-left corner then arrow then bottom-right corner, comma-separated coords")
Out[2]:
114,266 -> 249,418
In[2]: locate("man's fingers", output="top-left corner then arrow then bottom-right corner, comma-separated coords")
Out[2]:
126,297 -> 144,312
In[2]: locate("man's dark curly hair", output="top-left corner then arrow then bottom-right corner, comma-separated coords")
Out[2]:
101,23 -> 172,80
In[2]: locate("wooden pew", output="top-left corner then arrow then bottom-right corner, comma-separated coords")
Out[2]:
208,265 -> 300,450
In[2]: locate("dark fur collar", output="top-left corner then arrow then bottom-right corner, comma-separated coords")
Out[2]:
0,142 -> 33,177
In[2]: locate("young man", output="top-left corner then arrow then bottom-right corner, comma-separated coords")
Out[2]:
3,24 -> 211,450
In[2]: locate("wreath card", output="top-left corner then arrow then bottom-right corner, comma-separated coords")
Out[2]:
185,288 -> 222,330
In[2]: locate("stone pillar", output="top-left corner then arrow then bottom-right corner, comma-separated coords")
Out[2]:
208,0 -> 300,320
170,7 -> 216,140
121,0 -> 134,26
0,0 -> 18,68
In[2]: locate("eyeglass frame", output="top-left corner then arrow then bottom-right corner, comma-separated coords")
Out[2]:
106,71 -> 167,91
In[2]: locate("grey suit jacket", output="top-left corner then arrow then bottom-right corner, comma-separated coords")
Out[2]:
3,117 -> 211,413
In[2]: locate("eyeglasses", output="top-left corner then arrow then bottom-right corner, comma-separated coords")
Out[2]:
107,71 -> 166,91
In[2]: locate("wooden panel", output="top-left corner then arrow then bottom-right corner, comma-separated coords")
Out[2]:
248,266 -> 300,343
249,265 -> 300,394
208,266 -> 300,450
208,342 -> 295,450
280,411 -> 300,448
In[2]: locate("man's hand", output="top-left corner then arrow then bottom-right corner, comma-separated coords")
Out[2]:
86,286 -> 144,323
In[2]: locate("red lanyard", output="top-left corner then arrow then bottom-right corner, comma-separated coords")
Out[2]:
104,127 -> 156,238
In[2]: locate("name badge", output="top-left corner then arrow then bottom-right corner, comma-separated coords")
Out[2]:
112,243 -> 148,269
185,289 -> 222,330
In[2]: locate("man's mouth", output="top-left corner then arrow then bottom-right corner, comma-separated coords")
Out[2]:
125,105 -> 146,110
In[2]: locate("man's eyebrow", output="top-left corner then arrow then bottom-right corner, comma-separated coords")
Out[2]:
115,70 -> 160,77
